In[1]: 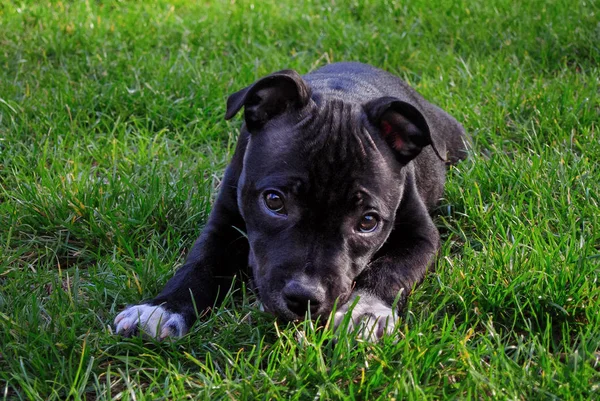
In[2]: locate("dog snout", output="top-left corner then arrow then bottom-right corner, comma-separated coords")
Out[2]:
282,280 -> 325,317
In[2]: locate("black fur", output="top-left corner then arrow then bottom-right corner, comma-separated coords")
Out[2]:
115,62 -> 467,337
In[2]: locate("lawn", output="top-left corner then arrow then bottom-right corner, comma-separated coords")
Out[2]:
0,0 -> 598,399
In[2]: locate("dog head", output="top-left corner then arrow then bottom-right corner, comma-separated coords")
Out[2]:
225,70 -> 442,321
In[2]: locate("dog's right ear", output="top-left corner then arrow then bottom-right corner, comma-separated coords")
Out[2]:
225,70 -> 311,132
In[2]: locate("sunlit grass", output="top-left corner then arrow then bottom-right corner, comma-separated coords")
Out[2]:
1,0 -> 598,398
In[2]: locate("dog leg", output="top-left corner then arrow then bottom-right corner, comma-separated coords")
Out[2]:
334,174 -> 440,341
333,290 -> 399,341
114,134 -> 250,339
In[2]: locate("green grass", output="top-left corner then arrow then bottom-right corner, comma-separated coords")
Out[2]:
1,0 -> 598,398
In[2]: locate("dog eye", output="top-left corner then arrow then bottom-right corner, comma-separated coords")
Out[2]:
264,191 -> 287,215
357,213 -> 379,233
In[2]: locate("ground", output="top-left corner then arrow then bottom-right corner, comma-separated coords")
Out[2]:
0,0 -> 599,399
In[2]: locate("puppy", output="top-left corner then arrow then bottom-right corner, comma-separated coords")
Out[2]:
114,62 -> 467,341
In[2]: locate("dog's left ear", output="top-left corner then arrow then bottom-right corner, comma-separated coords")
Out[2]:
364,96 -> 446,164
225,70 -> 311,132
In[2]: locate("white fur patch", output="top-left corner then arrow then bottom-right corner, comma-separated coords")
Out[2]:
114,304 -> 187,339
333,291 -> 398,341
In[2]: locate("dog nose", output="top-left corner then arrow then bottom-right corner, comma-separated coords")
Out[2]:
282,280 -> 324,317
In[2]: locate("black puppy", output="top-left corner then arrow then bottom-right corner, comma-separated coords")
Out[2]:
114,62 -> 467,340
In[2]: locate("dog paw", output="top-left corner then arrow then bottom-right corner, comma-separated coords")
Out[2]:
114,304 -> 187,339
333,291 -> 398,342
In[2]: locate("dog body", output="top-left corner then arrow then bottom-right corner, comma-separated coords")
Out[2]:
114,62 -> 467,340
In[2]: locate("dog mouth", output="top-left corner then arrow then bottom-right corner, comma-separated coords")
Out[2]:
250,260 -> 355,321
259,289 -> 353,322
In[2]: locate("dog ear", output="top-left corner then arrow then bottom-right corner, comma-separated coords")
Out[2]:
225,70 -> 311,132
364,96 -> 446,164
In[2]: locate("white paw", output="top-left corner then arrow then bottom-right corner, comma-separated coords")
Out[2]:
114,304 -> 187,339
333,291 -> 398,341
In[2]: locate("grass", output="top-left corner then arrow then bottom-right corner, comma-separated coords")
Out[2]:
0,0 -> 598,398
